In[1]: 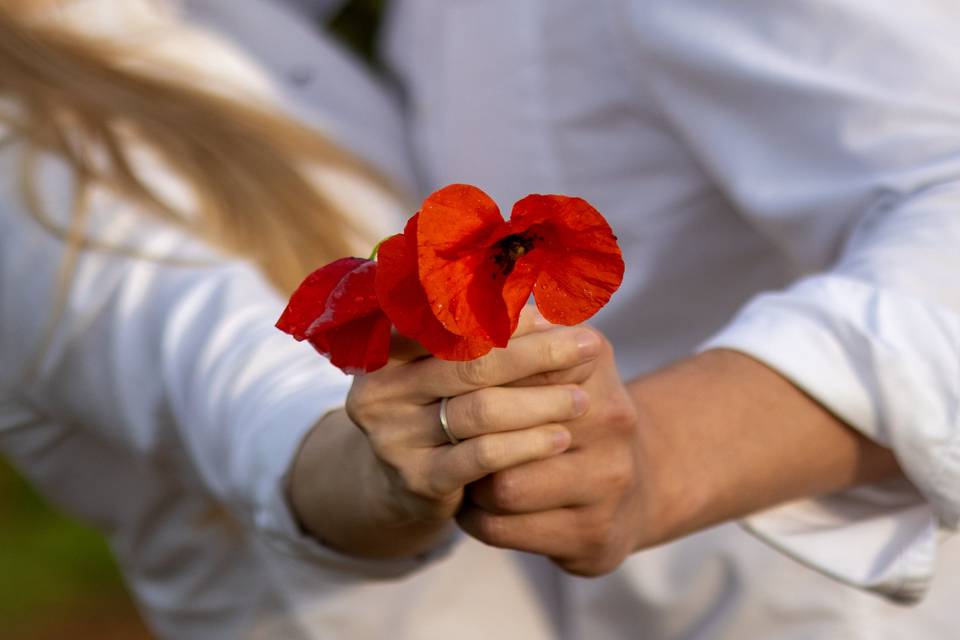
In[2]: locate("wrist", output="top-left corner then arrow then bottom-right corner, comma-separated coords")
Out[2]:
627,364 -> 714,550
289,409 -> 456,559
626,349 -> 902,550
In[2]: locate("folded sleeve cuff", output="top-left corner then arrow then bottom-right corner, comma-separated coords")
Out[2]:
700,274 -> 960,599
741,485 -> 937,602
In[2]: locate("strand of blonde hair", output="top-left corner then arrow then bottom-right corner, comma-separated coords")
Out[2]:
0,2 -> 403,294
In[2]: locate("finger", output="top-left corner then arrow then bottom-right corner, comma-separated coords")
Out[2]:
386,305 -> 547,366
457,506 -> 622,576
504,360 -> 598,388
466,452 -> 597,513
427,425 -> 571,495
457,504 -> 578,558
392,326 -> 604,401
511,305 -> 553,339
429,385 -> 588,445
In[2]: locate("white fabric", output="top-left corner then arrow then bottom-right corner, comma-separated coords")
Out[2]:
276,0 -> 347,21
383,0 -> 960,635
0,2 -> 426,639
2,0 -> 960,639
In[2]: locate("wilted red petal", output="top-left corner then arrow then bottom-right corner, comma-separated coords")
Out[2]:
417,184 -> 513,346
307,329 -> 332,356
306,260 -> 380,335
376,218 -> 495,360
278,257 -> 392,374
315,311 -> 392,375
276,257 -> 368,340
509,195 -> 624,325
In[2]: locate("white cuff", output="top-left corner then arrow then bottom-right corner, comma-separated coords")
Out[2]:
701,274 -> 960,600
741,482 -> 937,602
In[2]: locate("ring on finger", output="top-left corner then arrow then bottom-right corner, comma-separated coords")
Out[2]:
439,397 -> 460,445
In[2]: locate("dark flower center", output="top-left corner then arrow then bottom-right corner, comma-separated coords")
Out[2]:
491,232 -> 539,278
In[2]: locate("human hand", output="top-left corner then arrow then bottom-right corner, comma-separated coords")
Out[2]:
290,308 -> 605,558
458,326 -> 648,576
459,338 -> 905,576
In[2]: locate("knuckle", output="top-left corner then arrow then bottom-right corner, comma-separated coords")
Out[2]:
424,473 -> 451,500
559,555 -> 619,578
456,358 -> 492,388
349,405 -> 379,438
344,386 -> 370,429
346,379 -> 395,435
472,437 -> 505,473
604,453 -> 635,494
468,391 -> 498,429
597,330 -> 614,358
395,462 -> 430,498
347,373 -> 385,406
576,512 -> 617,559
554,557 -> 587,577
489,472 -> 524,510
579,531 -> 605,560
544,336 -> 571,370
472,513 -> 508,547
582,325 -> 612,357
369,426 -> 407,457
604,399 -> 637,435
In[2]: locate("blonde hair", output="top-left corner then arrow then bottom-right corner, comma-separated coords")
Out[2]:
0,2 -> 399,294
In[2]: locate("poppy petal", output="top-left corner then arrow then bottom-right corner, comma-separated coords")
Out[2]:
510,195 -> 624,325
306,260 -> 380,335
315,311 -> 392,375
417,184 -> 513,345
276,257 -> 368,340
500,257 -> 538,335
377,219 -> 495,360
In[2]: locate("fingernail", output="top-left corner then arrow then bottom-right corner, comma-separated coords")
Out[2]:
571,387 -> 588,415
552,429 -> 571,453
576,330 -> 601,358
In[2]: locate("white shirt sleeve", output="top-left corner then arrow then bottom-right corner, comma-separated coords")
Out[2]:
0,142 -> 436,579
621,0 -> 960,601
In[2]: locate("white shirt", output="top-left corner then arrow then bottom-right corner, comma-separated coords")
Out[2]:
382,0 -> 960,636
2,1 -> 959,639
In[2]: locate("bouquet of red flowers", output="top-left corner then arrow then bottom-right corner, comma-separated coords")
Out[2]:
277,184 -> 624,374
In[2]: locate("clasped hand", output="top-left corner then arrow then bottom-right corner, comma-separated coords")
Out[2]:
331,308 -> 647,575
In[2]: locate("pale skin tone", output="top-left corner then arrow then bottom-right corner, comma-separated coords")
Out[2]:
290,308 -> 902,573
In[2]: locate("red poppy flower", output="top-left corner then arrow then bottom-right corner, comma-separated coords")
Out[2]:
276,257 -> 391,375
416,184 -> 624,345
375,215 -> 495,360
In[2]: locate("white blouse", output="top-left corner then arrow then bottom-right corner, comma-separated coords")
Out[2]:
1,1 -> 959,639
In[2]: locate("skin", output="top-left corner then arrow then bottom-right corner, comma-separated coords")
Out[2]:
289,309 -> 599,558
460,330 -> 903,576
290,314 -> 902,573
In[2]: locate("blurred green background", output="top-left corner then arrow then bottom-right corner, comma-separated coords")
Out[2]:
0,3 -> 383,638
0,458 -> 149,639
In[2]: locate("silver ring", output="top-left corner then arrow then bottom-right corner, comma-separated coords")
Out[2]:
439,397 -> 460,445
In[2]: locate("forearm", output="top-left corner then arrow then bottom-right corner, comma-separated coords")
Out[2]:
631,348 -> 903,549
288,408 -> 454,559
